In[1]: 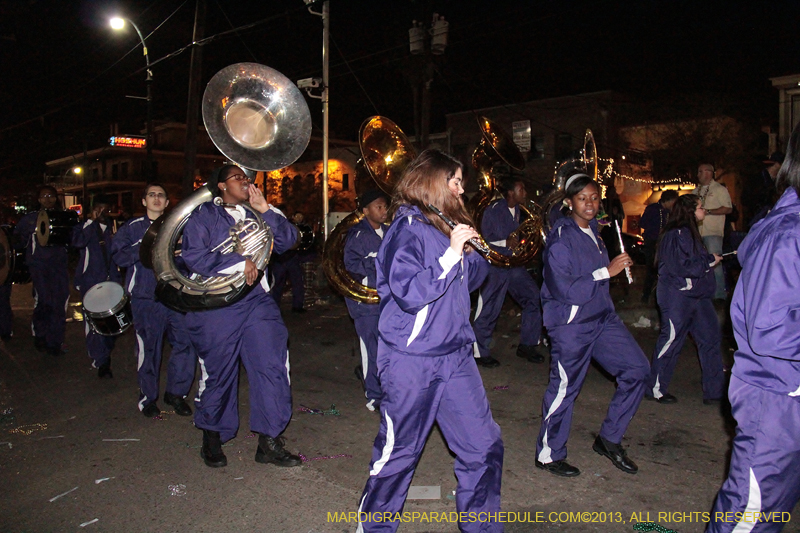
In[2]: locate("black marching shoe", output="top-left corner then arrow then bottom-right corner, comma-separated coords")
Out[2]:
645,393 -> 677,404
592,435 -> 638,474
46,345 -> 65,357
34,337 -> 47,353
255,435 -> 302,467
535,459 -> 581,477
141,402 -> 161,418
475,356 -> 500,368
201,430 -> 227,468
97,362 -> 113,379
517,344 -> 546,363
163,392 -> 192,416
1,333 -> 12,342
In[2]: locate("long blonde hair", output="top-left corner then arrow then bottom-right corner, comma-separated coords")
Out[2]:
390,149 -> 474,236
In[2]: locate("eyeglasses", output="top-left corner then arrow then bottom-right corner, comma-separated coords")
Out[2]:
39,194 -> 56,199
225,173 -> 254,183
146,192 -> 167,199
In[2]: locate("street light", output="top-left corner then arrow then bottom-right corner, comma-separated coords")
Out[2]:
110,16 -> 153,181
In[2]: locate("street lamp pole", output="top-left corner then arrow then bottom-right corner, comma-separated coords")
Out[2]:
111,18 -> 153,181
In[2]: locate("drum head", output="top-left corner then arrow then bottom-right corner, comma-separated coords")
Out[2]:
0,227 -> 9,285
83,282 -> 125,314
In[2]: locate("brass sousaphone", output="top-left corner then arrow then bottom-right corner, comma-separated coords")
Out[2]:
469,116 -> 544,267
540,129 -> 598,232
141,63 -> 312,312
322,116 -> 416,304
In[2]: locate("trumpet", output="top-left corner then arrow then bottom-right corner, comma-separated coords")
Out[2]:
427,204 -> 492,257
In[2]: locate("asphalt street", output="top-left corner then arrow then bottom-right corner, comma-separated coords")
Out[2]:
0,267 -> 793,532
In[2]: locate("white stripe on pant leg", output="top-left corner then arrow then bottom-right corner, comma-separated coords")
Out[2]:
474,292 -> 484,320
473,341 -> 481,359
359,337 -> 368,378
731,468 -> 761,533
652,376 -> 663,399
657,320 -> 675,359
538,361 -> 568,464
138,395 -> 149,411
285,349 -> 291,386
136,333 -> 145,371
196,356 -> 209,401
355,494 -> 367,533
369,414 -> 395,476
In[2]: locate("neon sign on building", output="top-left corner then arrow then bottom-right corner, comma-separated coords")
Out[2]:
109,136 -> 146,149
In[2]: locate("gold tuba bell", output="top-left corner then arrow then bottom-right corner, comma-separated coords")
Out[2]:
141,63 -> 312,312
321,116 -> 416,304
540,129 -> 598,233
469,116 -> 544,267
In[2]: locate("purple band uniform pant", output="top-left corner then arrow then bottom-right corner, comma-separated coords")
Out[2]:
0,284 -> 12,338
473,266 -> 542,359
536,313 -> 649,463
647,290 -> 724,401
131,298 -> 197,410
80,285 -> 116,367
29,264 -> 69,349
357,344 -> 504,533
355,314 -> 381,403
187,295 -> 291,443
706,375 -> 800,533
271,255 -> 305,309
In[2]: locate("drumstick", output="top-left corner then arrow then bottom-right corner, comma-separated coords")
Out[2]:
721,250 -> 737,257
614,220 -> 633,285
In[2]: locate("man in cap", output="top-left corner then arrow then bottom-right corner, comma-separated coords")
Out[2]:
343,189 -> 389,411
747,151 -> 784,228
473,171 -> 546,368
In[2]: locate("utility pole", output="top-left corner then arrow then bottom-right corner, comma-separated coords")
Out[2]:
303,0 -> 330,237
409,13 -> 448,151
183,0 -> 207,198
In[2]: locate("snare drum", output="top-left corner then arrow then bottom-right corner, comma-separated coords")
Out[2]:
0,226 -> 30,285
36,209 -> 79,247
82,281 -> 133,336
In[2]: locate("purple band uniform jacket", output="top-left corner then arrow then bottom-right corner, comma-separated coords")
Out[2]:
72,219 -> 121,292
376,205 -> 488,357
110,216 -> 157,299
657,228 -> 716,299
541,216 -> 612,327
730,187 -> 800,396
344,217 -> 387,319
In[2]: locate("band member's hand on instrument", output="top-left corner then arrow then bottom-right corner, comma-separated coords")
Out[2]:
247,184 -> 270,213
449,224 -> 480,255
608,253 -> 633,277
711,253 -> 723,267
244,258 -> 259,285
506,234 -> 520,249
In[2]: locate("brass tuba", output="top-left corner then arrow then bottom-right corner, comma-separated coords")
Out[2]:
141,63 -> 312,312
321,116 -> 416,304
540,129 -> 598,233
469,116 -> 543,267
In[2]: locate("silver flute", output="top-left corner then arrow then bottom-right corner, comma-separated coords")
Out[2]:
427,204 -> 492,256
614,220 -> 633,285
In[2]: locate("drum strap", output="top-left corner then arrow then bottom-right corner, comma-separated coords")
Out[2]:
93,221 -> 111,281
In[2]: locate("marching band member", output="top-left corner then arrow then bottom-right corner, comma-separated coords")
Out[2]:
15,186 -> 70,356
181,165 -> 301,469
343,189 -> 389,412
535,173 -> 649,477
111,183 -> 196,418
645,194 -> 724,404
706,125 -> 800,533
472,171 -> 546,367
356,150 -> 501,533
72,197 -> 121,375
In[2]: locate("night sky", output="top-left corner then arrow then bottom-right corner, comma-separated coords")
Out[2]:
1,0 -> 798,186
